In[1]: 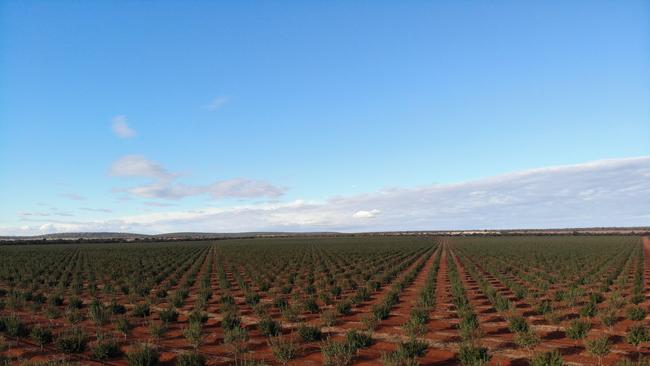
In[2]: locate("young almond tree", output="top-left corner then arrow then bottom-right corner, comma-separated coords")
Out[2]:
626,324 -> 649,359
529,350 -> 564,366
515,329 -> 541,351
458,342 -> 491,366
147,320 -> 166,345
224,325 -> 250,362
268,335 -> 298,365
586,335 -> 611,366
115,316 -> 133,341
566,319 -> 591,347
183,320 -> 204,350
30,325 -> 53,351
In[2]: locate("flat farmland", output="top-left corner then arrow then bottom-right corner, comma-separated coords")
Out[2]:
0,235 -> 648,366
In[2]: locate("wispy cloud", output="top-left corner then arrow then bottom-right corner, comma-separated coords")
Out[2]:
123,179 -> 286,200
143,201 -> 176,207
109,155 -> 172,179
6,156 -> 649,236
206,96 -> 228,111
111,115 -> 137,138
61,193 -> 86,201
110,155 -> 285,200
80,207 -> 113,213
19,208 -> 74,218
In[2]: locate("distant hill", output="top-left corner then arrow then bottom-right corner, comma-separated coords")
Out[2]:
1,227 -> 648,244
0,232 -> 150,240
0,231 -> 342,242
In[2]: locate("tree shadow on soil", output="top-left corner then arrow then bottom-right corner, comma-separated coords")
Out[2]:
543,330 -> 564,341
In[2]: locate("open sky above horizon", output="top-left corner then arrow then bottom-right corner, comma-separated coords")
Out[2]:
1,1 -> 649,235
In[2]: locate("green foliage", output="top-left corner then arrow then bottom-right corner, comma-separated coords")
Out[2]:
409,307 -> 429,325
458,343 -> 491,366
268,336 -> 298,364
65,308 -> 84,324
4,315 -> 28,337
336,301 -> 352,316
281,305 -> 299,323
536,300 -> 552,315
297,324 -> 322,342
626,306 -> 647,322
321,338 -> 355,366
515,329 -> 540,350
458,313 -> 481,341
586,336 -> 611,365
372,303 -> 391,321
126,343 -> 159,366
529,350 -> 565,366
494,295 -> 510,312
92,337 -> 121,360
273,297 -> 288,309
508,316 -> 529,333
133,303 -> 151,317
403,318 -> 428,338
320,309 -> 337,326
361,314 -> 379,331
224,326 -> 249,358
221,311 -> 241,330
67,296 -> 83,310
258,317 -> 281,337
56,327 -> 87,354
175,351 -> 206,366
148,321 -> 166,344
616,357 -> 649,366
30,325 -> 53,350
580,300 -> 598,318
345,329 -> 373,350
302,297 -> 320,313
626,324 -> 649,349
381,351 -> 420,366
115,316 -> 134,339
397,339 -> 428,358
88,300 -> 110,325
599,307 -> 618,329
245,292 -> 261,307
565,320 -> 591,341
188,310 -> 208,324
159,307 -> 179,324
183,321 -> 203,349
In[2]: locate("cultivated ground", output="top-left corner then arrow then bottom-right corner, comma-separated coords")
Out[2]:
0,235 -> 648,365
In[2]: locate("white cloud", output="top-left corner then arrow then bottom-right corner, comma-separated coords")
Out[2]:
207,179 -> 286,199
353,209 -> 381,219
4,156 -> 650,236
143,201 -> 176,207
80,207 -> 113,213
122,179 -> 285,200
61,193 -> 86,201
19,208 -> 74,218
109,155 -> 172,179
111,115 -> 137,138
109,155 -> 285,200
206,96 -> 228,111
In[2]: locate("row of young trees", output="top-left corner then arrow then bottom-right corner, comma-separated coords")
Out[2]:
449,236 -> 649,366
1,237 -> 443,365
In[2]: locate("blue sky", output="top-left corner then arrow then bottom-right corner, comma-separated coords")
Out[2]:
1,1 -> 649,235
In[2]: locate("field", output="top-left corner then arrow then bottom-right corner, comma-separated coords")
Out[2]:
0,235 -> 648,366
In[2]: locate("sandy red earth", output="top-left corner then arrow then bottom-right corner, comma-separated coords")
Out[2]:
1,237 -> 649,365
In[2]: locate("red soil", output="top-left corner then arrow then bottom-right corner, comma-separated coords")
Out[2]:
2,238 -> 649,365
